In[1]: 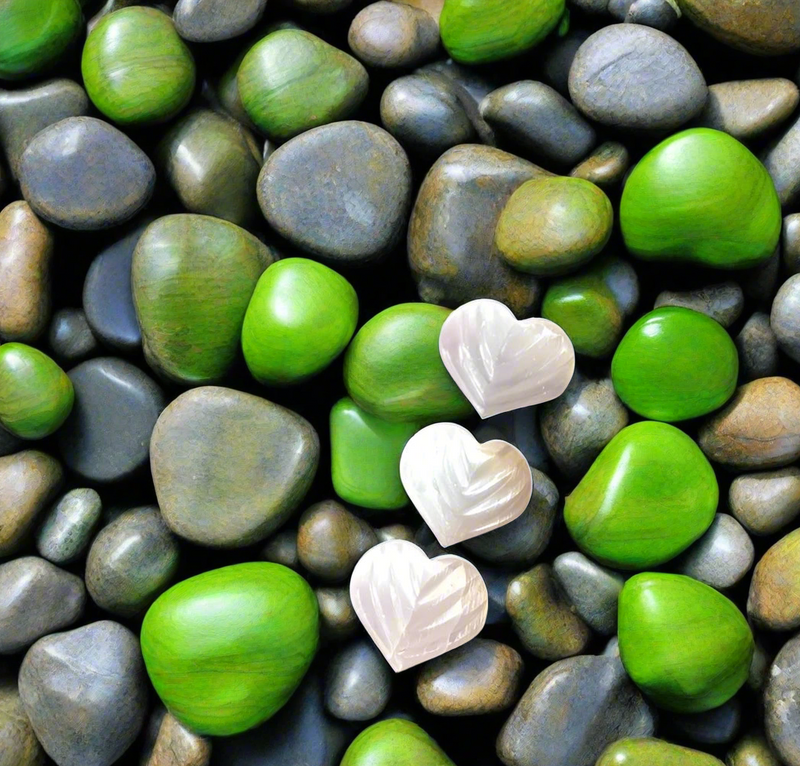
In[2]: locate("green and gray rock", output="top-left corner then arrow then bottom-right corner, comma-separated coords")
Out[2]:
36,488 -> 102,565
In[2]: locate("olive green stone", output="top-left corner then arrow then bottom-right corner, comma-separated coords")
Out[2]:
727,732 -> 783,766
0,343 -> 73,439
565,421 -> 718,570
621,129 -> 781,269
0,678 -> 44,766
619,573 -> 754,713
242,259 -> 358,386
141,563 -> 319,736
340,719 -> 455,766
440,0 -> 565,64
133,214 -> 275,386
238,29 -> 368,140
330,397 -> 419,510
0,0 -> 82,80
495,176 -> 613,276
343,303 -> 473,423
541,254 -> 639,358
82,7 -> 196,126
611,307 -> 739,422
597,737 -> 725,765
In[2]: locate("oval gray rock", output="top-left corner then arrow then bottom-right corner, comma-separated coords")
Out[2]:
668,696 -> 741,745
261,529 -> 300,571
655,282 -> 743,327
48,308 -> 97,364
766,634 -> 800,766
730,468 -> 800,536
36,488 -> 102,565
18,117 -> 155,231
785,213 -> 800,275
772,274 -> 800,363
624,0 -> 679,29
325,639 -> 392,721
174,0 -> 267,42
763,114 -> 800,208
0,677 -> 44,766
736,312 -> 778,382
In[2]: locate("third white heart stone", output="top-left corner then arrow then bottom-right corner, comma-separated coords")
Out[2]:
439,298 -> 576,419
400,422 -> 532,548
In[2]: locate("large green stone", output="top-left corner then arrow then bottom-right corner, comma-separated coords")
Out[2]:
330,397 -> 419,510
340,719 -> 456,766
618,573 -> 754,713
0,343 -> 73,439
242,258 -> 358,386
440,0 -> 565,64
564,421 -> 718,570
238,29 -> 368,140
597,738 -> 725,766
141,562 -> 318,736
611,307 -> 739,422
0,0 -> 82,80
621,128 -> 781,269
132,214 -> 275,386
343,303 -> 473,423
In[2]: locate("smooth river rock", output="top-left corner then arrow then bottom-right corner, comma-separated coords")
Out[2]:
730,468 -> 800,536
763,114 -> 800,208
772,274 -> 800,363
727,732 -> 783,766
325,639 -> 392,722
748,528 -> 800,631
48,308 -> 97,364
736,312 -> 779,382
173,0 -> 267,42
654,282 -> 743,328
570,141 -> 630,188
36,487 -> 102,565
145,711 -> 212,766
0,677 -> 43,766
765,634 -> 800,766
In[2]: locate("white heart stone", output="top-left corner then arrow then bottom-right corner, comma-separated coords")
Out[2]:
400,422 -> 532,548
439,298 -> 576,419
350,539 -> 488,673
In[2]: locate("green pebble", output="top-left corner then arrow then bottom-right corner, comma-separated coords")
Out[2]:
564,421 -> 718,570
541,254 -> 636,358
440,0 -> 565,64
141,562 -> 318,736
82,7 -> 196,126
0,0 -> 82,80
621,128 -> 781,269
340,719 -> 456,766
618,573 -> 754,713
597,738 -> 725,766
612,307 -> 739,422
330,397 -> 419,510
343,303 -> 473,424
237,29 -> 368,141
495,176 -> 613,276
0,343 -> 73,440
242,258 -> 358,386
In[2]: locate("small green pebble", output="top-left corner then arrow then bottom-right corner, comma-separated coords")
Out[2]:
340,719 -> 456,766
597,737 -> 725,766
0,343 -> 74,439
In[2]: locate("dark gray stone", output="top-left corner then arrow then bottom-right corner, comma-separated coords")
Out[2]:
541,29 -> 592,96
473,406 -> 549,472
765,634 -> 800,766
19,620 -> 148,766
36,488 -> 102,565
654,282 -> 743,327
667,696 -> 741,745
317,587 -> 360,643
476,565 -> 511,626
772,274 -> 800,363
174,0 -> 267,42
260,529 -> 300,570
625,0 -> 678,29
763,113 -> 800,208
48,308 -> 98,363
325,639 -> 392,722
736,312 -> 779,382
785,213 -> 800,274
0,429 -> 20,458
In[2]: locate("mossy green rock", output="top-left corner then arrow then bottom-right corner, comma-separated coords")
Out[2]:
621,128 -> 781,269
0,343 -> 73,439
242,258 -> 358,386
238,29 -> 368,140
612,307 -> 739,422
0,0 -> 82,80
618,573 -> 754,713
343,303 -> 472,423
82,7 -> 196,126
141,562 -> 318,736
330,397 -> 419,510
340,719 -> 455,766
597,737 -> 725,766
133,214 -> 276,386
565,421 -> 718,570
440,0 -> 565,64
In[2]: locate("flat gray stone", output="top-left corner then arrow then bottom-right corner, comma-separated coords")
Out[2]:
763,113 -> 800,208
667,696 -> 741,745
730,468 -> 800,536
48,308 -> 97,363
736,312 -> 779,382
36,488 -> 102,565
654,282 -> 743,327
174,0 -> 267,42
766,634 -> 800,766
325,639 -> 392,722
624,0 -> 678,29
772,274 -> 800,363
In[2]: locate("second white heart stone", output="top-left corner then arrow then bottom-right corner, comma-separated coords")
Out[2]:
439,298 -> 576,419
400,422 -> 532,548
350,540 -> 488,673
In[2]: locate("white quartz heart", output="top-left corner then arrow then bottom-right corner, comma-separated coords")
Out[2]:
439,298 -> 576,419
400,422 -> 532,548
350,539 -> 488,673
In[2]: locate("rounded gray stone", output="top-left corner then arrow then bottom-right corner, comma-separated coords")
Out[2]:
772,274 -> 800,363
674,513 -> 755,590
0,428 -> 21,458
48,308 -> 98,363
625,0 -> 679,30
784,213 -> 800,274
541,28 -> 592,96
730,468 -> 800,536
553,551 -> 625,636
36,488 -> 102,565
568,24 -> 708,130
654,282 -> 743,327
260,529 -> 300,571
0,556 -> 85,654
736,312 -> 779,382
667,696 -> 741,745
173,0 -> 267,42
19,620 -> 148,766
0,677 -> 44,766
763,113 -> 800,208
325,638 -> 392,721
766,634 -> 800,766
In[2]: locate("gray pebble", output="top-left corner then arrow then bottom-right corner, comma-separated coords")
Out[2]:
541,29 -> 592,96
674,513 -> 754,590
569,24 -> 707,131
419,59 -> 496,104
0,556 -> 85,654
730,468 -> 800,536
571,0 -> 608,12
0,429 -> 20,458
48,308 -> 98,363
772,274 -> 800,363
36,488 -> 102,565
173,0 -> 267,42
743,246 -> 782,306
473,406 -> 549,472
602,636 -> 620,657
325,639 -> 392,721
553,551 -> 624,636
19,620 -> 148,766
749,639 -> 772,692
763,113 -> 800,208
478,565 -> 512,626
480,81 -> 596,168
260,529 -> 300,571
765,634 -> 800,766
785,213 -> 800,274
736,312 -> 779,382
608,0 -> 634,18
317,587 -> 360,643
667,696 -> 742,745
654,282 -> 743,327
625,0 -> 678,30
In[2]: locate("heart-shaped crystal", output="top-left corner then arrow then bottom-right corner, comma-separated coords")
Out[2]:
400,422 -> 532,548
439,298 -> 575,419
350,540 -> 488,673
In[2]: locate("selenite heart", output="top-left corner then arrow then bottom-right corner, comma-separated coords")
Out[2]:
400,422 -> 532,547
350,540 -> 488,673
439,298 -> 575,419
